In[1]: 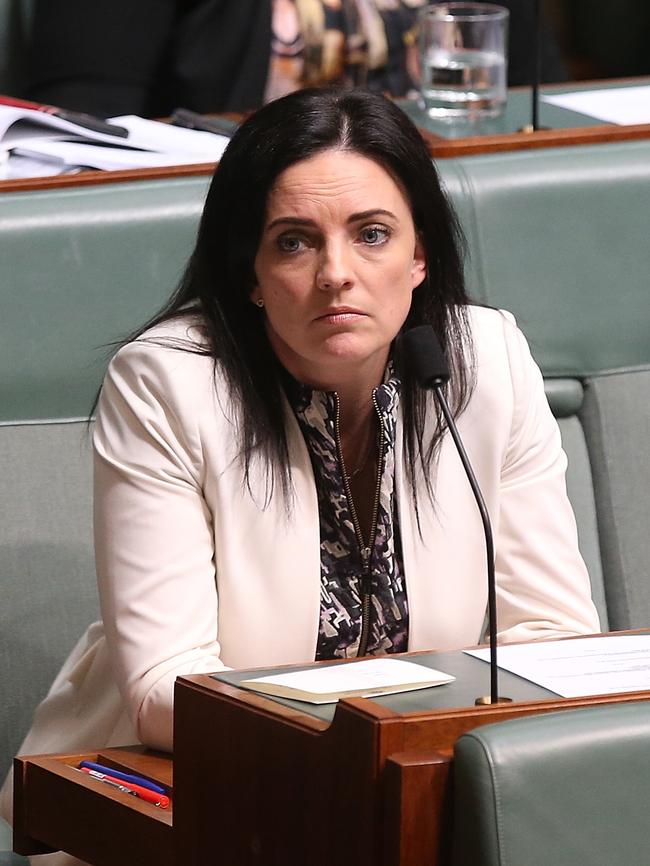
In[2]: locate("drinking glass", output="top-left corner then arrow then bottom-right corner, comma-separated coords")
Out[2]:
418,3 -> 509,119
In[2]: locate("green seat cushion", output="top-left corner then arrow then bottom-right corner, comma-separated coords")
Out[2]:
580,368 -> 650,630
438,140 -> 650,376
0,421 -> 98,782
452,701 -> 650,866
0,176 -> 209,422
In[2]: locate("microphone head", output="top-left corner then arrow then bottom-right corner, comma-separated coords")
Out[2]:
401,326 -> 450,388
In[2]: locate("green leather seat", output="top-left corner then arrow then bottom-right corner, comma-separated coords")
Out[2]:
0,175 -> 209,422
438,141 -> 650,633
451,701 -> 650,866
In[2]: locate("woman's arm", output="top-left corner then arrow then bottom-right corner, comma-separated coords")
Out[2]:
94,336 -> 226,752
494,314 -> 601,643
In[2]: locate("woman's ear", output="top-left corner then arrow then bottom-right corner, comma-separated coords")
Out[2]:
250,287 -> 263,307
411,236 -> 427,289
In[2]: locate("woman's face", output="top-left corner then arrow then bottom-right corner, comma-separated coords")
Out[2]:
252,149 -> 426,389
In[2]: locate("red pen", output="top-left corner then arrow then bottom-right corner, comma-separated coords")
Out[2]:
81,767 -> 170,808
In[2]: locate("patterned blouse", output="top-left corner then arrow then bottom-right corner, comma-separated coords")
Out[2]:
287,369 -> 409,659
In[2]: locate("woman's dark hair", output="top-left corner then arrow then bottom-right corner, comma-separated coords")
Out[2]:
132,87 -> 474,503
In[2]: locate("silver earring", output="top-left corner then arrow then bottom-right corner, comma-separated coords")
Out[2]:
255,298 -> 265,308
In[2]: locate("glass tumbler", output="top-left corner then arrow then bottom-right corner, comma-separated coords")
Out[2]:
418,3 -> 509,119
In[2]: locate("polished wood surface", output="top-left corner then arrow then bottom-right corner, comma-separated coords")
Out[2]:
4,117 -> 648,195
0,161 -> 215,194
420,120 -> 650,158
171,671 -> 650,866
13,647 -> 650,865
14,747 -> 173,865
3,80 -> 649,195
383,750 -> 453,866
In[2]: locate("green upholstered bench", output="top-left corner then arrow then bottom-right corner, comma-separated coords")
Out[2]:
440,139 -> 650,633
0,174 -> 209,853
451,701 -> 650,866
2,140 -> 650,852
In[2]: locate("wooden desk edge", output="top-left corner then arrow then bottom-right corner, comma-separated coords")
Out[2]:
0,161 -> 216,193
420,121 -> 650,158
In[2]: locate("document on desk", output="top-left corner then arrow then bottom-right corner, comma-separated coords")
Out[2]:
466,634 -> 650,698
541,85 -> 650,126
240,658 -> 455,704
6,114 -> 230,173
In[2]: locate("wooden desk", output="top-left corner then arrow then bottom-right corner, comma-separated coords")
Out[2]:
401,77 -> 650,158
14,646 -> 650,865
0,159 -> 216,194
3,78 -> 649,194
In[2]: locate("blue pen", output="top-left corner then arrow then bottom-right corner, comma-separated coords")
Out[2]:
78,761 -> 166,795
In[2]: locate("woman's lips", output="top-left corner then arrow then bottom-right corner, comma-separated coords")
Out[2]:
315,308 -> 366,324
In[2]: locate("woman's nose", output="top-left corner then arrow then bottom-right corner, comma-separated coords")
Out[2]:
315,240 -> 354,291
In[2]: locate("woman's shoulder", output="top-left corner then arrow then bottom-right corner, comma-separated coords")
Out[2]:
465,303 -> 517,338
120,311 -> 210,357
103,312 -> 228,410
465,304 -> 530,367
463,304 -> 544,418
109,312 -> 213,374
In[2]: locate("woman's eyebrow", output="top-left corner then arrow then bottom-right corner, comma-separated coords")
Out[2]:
347,208 -> 397,223
266,209 -> 397,231
266,217 -> 316,230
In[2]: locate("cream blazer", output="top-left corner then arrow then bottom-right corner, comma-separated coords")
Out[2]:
2,306 -> 599,827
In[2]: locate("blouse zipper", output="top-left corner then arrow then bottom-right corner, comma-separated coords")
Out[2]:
334,390 -> 386,658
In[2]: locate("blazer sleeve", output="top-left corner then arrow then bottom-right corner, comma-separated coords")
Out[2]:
93,339 -> 227,752
494,314 -> 601,643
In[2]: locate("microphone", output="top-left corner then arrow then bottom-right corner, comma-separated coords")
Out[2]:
401,325 -> 509,706
531,0 -> 542,131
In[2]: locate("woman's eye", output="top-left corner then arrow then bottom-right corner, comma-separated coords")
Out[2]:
276,234 -> 307,253
360,225 -> 390,245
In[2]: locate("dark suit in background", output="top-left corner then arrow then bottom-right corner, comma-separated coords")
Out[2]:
27,0 -> 565,118
27,0 -> 272,117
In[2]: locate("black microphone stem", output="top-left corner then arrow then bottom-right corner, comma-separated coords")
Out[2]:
433,382 -> 498,704
532,0 -> 541,131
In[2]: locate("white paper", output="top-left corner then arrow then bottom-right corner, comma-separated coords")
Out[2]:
108,115 -> 229,158
0,105 -> 140,148
466,634 -> 650,698
0,151 -> 76,179
13,140 -> 219,171
244,658 -> 454,699
541,85 -> 650,126
1,107 -> 229,176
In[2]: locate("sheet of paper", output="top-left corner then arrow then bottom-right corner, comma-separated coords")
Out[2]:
0,105 -> 141,148
466,634 -> 650,697
108,115 -> 229,158
541,86 -> 650,126
13,140 -> 219,171
0,151 -> 76,179
244,658 -> 454,696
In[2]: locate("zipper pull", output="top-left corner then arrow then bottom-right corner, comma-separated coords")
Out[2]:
361,546 -> 371,568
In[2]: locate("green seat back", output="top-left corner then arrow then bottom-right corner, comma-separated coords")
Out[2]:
452,701 -> 650,866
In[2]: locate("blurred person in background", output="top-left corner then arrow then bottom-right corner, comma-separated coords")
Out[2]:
25,0 -> 565,117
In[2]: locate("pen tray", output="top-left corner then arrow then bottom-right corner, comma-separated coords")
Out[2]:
13,745 -> 173,866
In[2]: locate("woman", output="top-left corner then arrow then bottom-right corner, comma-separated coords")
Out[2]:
2,88 -> 599,858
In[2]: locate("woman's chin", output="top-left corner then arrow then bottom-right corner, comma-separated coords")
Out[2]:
319,332 -> 384,363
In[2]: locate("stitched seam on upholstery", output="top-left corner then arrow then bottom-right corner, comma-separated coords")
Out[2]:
470,734 -> 508,866
446,159 -> 488,302
586,363 -> 650,378
581,383 -> 629,625
543,362 -> 650,379
0,416 -> 90,427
